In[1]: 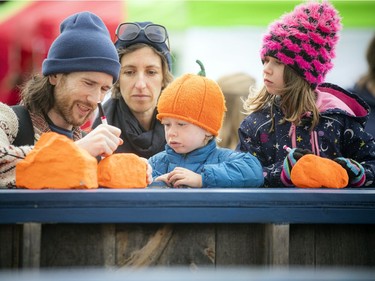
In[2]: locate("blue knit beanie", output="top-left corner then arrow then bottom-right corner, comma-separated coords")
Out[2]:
42,11 -> 121,83
115,21 -> 172,71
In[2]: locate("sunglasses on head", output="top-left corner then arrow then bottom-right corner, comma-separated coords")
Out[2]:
115,22 -> 170,49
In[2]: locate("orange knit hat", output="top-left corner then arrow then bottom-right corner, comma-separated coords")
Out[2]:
157,69 -> 226,136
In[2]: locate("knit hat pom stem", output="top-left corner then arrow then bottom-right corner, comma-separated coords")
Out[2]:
196,60 -> 206,77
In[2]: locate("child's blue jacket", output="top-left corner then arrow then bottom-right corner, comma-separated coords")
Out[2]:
149,139 -> 264,188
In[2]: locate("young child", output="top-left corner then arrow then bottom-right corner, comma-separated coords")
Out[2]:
148,66 -> 264,188
237,2 -> 375,188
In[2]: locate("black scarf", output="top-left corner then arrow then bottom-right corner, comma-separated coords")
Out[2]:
92,98 -> 166,158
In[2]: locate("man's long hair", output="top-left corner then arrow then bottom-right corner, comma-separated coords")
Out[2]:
19,74 -> 55,115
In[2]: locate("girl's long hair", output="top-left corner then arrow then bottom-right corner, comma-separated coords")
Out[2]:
111,43 -> 174,99
243,65 -> 320,132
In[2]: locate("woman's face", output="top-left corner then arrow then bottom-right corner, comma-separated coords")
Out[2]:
119,46 -> 164,116
263,56 -> 285,95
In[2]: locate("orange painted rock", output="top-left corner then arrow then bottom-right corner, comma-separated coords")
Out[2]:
16,132 -> 98,189
291,154 -> 348,188
98,153 -> 148,188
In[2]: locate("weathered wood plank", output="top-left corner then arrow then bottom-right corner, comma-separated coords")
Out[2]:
22,223 -> 41,268
265,224 -> 290,266
3,223 -> 375,268
116,224 -> 174,267
314,224 -> 375,266
289,225 -> 316,266
289,224 -> 375,266
0,225 -> 21,268
216,224 -> 265,265
40,224 -> 108,267
116,224 -> 215,267
102,224 -> 116,267
156,224 -> 215,267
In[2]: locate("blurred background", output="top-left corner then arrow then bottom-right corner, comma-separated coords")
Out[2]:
0,0 -> 374,105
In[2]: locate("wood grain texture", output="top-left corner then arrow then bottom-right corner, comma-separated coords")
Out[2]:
1,223 -> 375,269
289,224 -> 375,266
0,225 -> 21,268
22,223 -> 41,268
216,224 -> 266,265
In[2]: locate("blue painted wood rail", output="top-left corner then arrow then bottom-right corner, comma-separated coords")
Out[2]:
1,188 -> 375,224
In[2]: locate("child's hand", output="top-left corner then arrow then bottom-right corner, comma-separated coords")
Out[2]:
139,157 -> 153,185
168,167 -> 203,188
334,157 -> 366,187
281,147 -> 313,186
155,173 -> 172,187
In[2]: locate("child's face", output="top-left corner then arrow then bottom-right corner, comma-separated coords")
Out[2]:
263,56 -> 285,95
161,117 -> 210,154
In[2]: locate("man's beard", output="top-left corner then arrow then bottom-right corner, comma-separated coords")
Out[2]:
55,98 -> 93,127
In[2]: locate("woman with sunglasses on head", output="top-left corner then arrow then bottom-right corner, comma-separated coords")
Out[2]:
92,22 -> 174,158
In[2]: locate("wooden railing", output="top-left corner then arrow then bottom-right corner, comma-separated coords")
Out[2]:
1,188 -> 375,268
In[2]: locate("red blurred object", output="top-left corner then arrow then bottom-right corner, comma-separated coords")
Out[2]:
0,1 -> 125,106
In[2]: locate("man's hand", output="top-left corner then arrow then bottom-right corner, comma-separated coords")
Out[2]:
76,124 -> 123,157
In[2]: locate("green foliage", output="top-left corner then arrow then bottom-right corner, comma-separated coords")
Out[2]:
127,0 -> 375,29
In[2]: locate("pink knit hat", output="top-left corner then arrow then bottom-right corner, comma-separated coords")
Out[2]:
261,2 -> 342,89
